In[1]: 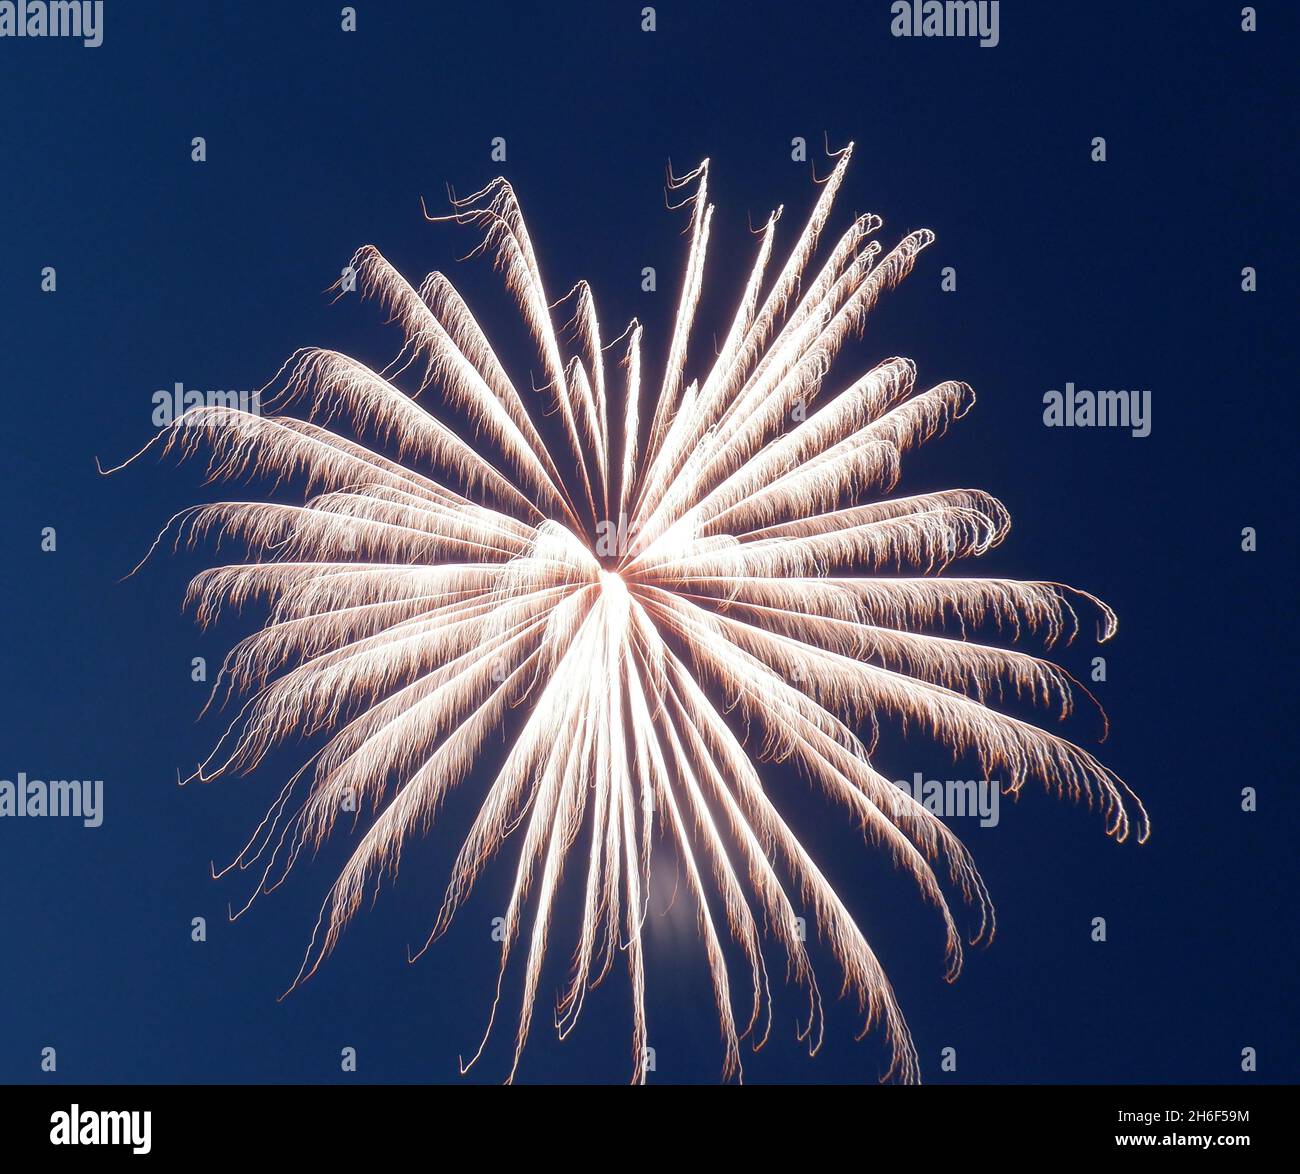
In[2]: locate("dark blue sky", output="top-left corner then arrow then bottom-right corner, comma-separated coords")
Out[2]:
1,2 -> 1295,1084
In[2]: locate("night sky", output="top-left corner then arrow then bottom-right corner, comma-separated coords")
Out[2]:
1,2 -> 1295,1084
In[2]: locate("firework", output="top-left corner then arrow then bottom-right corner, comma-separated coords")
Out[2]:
111,144 -> 1146,1083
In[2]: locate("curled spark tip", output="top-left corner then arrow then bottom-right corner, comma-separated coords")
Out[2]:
154,152 -> 1142,1083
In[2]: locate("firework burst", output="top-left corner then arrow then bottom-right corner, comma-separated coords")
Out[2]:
111,144 -> 1146,1083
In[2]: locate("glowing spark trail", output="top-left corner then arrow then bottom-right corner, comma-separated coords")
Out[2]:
115,145 -> 1147,1082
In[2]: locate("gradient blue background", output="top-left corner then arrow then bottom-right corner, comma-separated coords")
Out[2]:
1,1 -> 1295,1084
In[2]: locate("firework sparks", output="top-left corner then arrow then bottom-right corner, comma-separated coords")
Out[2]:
112,144 -> 1147,1083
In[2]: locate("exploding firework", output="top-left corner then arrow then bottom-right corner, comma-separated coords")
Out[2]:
112,144 -> 1146,1083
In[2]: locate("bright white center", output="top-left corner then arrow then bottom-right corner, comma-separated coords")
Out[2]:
598,569 -> 627,598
